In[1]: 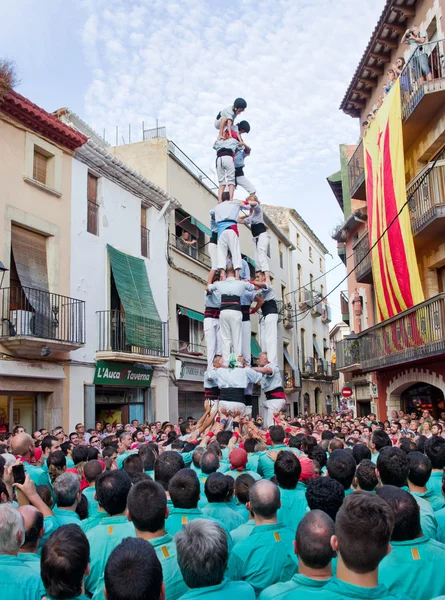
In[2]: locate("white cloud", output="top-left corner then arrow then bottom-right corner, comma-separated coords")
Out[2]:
80,0 -> 385,316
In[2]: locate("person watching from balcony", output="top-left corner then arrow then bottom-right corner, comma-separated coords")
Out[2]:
402,25 -> 432,82
383,69 -> 397,96
179,230 -> 198,259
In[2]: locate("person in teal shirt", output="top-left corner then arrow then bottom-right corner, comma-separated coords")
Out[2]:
284,492 -> 409,600
41,523 -> 90,600
377,486 -> 445,600
258,427 -> 291,480
326,449 -> 356,498
274,452 -> 308,533
244,438 -> 262,473
378,446 -> 438,539
52,472 -> 82,526
226,447 -> 261,481
176,519 -> 255,600
80,510 -> 108,533
165,469 -> 232,544
425,436 -> 445,502
84,470 -> 134,597
259,510 -> 334,600
83,460 -> 103,516
0,503 -> 45,600
18,505 -> 44,574
232,473 -> 256,523
228,480 -> 297,595
116,431 -> 137,469
408,451 -> 445,511
127,478 -> 187,600
197,450 -> 220,507
202,472 -> 245,531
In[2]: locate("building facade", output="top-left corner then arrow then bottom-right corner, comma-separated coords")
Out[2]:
330,0 -> 445,419
0,91 -> 87,433
110,136 -> 302,421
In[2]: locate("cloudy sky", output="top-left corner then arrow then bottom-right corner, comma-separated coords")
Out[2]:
2,0 -> 385,322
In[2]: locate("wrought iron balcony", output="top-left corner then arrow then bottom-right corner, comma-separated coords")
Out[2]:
298,287 -> 313,310
170,233 -> 212,268
401,40 -> 445,130
353,231 -> 373,284
301,356 -> 335,379
170,339 -> 207,358
0,286 -> 85,356
321,304 -> 332,324
407,156 -> 445,245
336,338 -> 361,371
97,310 -> 168,361
348,140 -> 366,200
311,293 -> 323,317
359,294 -> 445,371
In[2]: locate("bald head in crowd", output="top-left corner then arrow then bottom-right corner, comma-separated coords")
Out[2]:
10,433 -> 35,458
248,480 -> 281,519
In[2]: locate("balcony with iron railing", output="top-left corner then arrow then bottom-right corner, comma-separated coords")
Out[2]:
353,231 -> 373,284
400,39 -> 445,147
407,153 -> 445,245
321,304 -> 332,324
170,339 -> 207,359
301,356 -> 336,379
0,286 -> 85,356
358,294 -> 445,371
96,310 -> 168,363
347,140 -> 366,200
336,337 -> 361,372
170,233 -> 212,269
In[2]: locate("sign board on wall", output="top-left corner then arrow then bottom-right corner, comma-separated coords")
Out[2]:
176,360 -> 206,382
356,384 -> 371,401
94,361 -> 153,387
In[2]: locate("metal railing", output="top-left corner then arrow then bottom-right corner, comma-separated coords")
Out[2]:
336,338 -> 361,369
141,226 -> 150,258
170,233 -> 212,268
298,286 -> 313,307
407,154 -> 445,235
359,294 -> 445,371
353,231 -> 372,282
348,140 -> 365,197
167,141 -> 218,192
322,305 -> 332,323
0,287 -> 85,344
143,126 -> 166,140
302,356 -> 335,378
400,39 -> 445,120
170,339 -> 207,356
311,292 -> 323,317
97,310 -> 168,357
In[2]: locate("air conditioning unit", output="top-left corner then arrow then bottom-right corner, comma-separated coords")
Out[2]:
10,310 -> 34,335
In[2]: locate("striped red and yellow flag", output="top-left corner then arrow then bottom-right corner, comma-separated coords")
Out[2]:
363,79 -> 423,322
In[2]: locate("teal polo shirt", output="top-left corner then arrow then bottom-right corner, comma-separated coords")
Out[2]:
259,573 -> 331,600
165,507 -> 231,541
18,552 -> 41,574
178,577 -> 255,600
116,450 -> 137,469
282,577 -> 411,600
371,452 -> 379,464
233,503 -> 250,522
53,507 -> 81,526
426,470 -> 443,498
411,487 -> 445,512
24,463 -> 50,487
258,445 -> 289,480
246,452 -> 262,473
226,469 -> 261,481
231,519 -> 255,545
379,535 -> 445,600
0,554 -> 45,599
85,515 -> 135,596
81,510 -> 108,533
66,457 -> 75,469
145,469 -> 155,479
46,596 -> 88,600
277,484 -> 308,533
150,534 -> 187,600
227,522 -> 297,595
202,502 -> 245,532
83,485 -> 99,516
401,487 -> 438,539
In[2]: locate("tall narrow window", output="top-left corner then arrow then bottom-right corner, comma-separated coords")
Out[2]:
297,264 -> 302,302
141,207 -> 150,258
319,257 -> 323,272
87,174 -> 99,236
309,246 -> 313,261
33,151 -> 47,184
296,233 -> 300,249
279,241 -> 283,268
300,328 -> 306,366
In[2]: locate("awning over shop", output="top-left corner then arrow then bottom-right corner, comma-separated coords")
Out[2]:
251,336 -> 262,359
107,245 -> 162,350
283,346 -> 300,388
178,306 -> 204,322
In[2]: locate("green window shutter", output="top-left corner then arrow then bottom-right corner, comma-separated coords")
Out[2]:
178,306 -> 204,322
107,245 -> 162,350
196,221 -> 211,236
251,336 -> 262,359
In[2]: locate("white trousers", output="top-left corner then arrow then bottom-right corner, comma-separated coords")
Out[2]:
217,229 -> 242,270
236,174 -> 256,195
219,310 -> 242,364
204,317 -> 221,369
242,319 -> 251,365
211,401 -> 252,425
216,156 -> 235,186
263,398 -> 287,428
260,313 -> 278,366
208,242 -> 218,270
254,232 -> 270,272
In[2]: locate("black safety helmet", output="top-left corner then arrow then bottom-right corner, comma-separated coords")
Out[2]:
233,98 -> 247,110
237,120 -> 250,133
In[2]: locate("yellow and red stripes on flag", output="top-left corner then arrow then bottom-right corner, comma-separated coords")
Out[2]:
363,79 -> 423,322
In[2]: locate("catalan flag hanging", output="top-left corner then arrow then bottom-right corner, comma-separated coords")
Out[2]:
363,79 -> 423,322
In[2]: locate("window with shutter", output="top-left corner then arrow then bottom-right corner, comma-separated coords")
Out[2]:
87,174 -> 99,236
141,207 -> 149,258
33,151 -> 47,184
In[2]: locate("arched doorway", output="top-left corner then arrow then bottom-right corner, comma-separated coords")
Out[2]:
401,383 -> 445,419
386,369 -> 445,419
303,393 -> 310,415
314,388 -> 322,414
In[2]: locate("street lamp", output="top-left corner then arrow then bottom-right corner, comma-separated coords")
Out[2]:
0,261 -> 8,289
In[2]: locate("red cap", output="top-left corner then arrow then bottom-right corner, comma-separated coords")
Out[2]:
299,455 -> 316,481
229,447 -> 248,471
